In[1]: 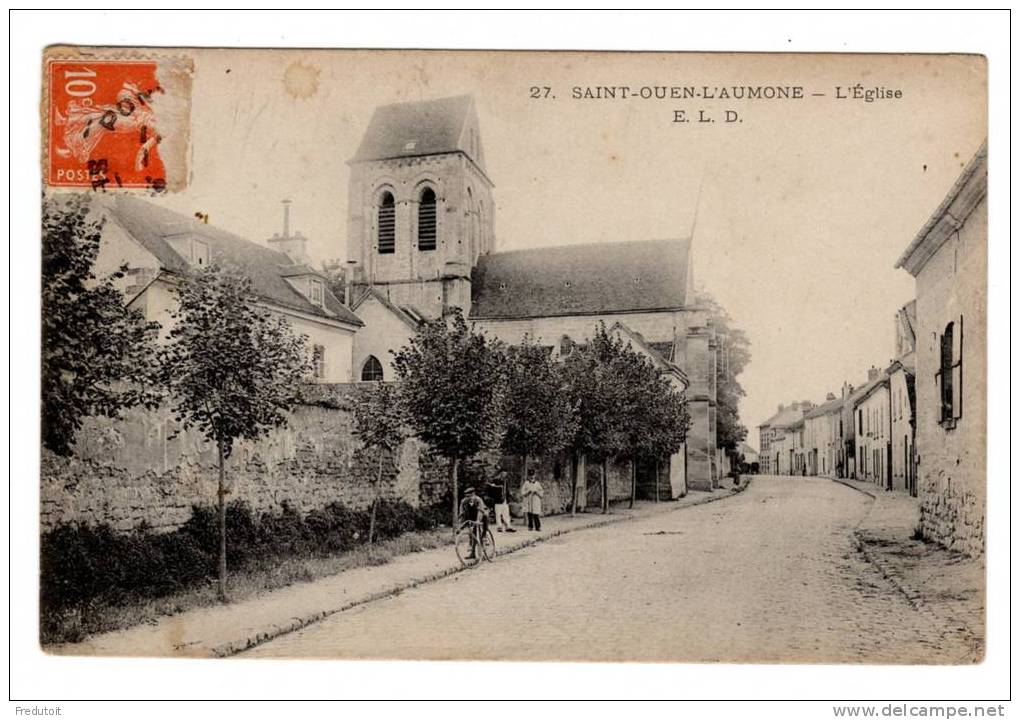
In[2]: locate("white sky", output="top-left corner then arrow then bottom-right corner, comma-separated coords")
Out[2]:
148,50 -> 986,449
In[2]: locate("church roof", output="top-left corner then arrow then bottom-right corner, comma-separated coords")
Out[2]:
351,95 -> 485,171
470,238 -> 692,320
104,196 -> 362,327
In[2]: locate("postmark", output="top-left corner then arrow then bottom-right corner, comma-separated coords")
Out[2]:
45,50 -> 192,191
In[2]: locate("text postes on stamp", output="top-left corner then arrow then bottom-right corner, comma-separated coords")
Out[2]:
45,51 -> 192,192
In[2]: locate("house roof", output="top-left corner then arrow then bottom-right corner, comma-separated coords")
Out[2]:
851,373 -> 890,407
804,397 -> 843,419
769,406 -> 806,430
887,351 -> 916,376
895,141 -> 987,274
609,321 -> 689,386
351,95 -> 485,172
351,286 -> 423,331
470,238 -> 692,320
104,196 -> 362,327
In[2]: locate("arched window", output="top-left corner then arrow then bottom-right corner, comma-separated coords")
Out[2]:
417,187 -> 437,251
377,192 -> 395,254
361,355 -> 384,382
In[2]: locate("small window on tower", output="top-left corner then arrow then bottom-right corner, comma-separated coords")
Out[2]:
377,192 -> 395,254
418,187 -> 437,251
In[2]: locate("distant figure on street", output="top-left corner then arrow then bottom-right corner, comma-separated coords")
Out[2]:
520,469 -> 544,532
485,472 -> 515,533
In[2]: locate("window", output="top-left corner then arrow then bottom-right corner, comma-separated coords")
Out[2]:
361,355 -> 384,382
377,192 -> 395,254
417,187 -> 437,251
312,345 -> 325,379
309,279 -> 324,307
936,319 -> 963,424
858,410 -> 863,435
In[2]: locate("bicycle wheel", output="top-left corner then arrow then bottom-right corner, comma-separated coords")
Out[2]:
481,528 -> 496,562
454,526 -> 481,567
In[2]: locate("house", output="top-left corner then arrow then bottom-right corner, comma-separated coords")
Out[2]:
894,142 -> 987,556
852,367 -> 891,489
803,394 -> 843,477
757,415 -> 775,474
887,301 -> 918,495
766,402 -> 811,475
92,195 -> 363,383
343,95 -> 724,495
737,441 -> 759,472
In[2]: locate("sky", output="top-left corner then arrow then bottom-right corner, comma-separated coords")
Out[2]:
145,50 -> 986,450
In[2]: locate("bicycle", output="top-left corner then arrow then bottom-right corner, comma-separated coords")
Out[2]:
454,519 -> 495,567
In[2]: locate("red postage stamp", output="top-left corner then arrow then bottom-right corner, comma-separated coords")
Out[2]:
46,52 -> 192,191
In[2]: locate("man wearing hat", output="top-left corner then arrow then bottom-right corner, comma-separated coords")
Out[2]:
458,486 -> 489,559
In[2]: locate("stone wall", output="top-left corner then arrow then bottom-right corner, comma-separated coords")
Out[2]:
40,384 -> 427,534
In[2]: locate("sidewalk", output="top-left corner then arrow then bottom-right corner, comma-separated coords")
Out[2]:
831,476 -> 984,661
49,479 -> 750,658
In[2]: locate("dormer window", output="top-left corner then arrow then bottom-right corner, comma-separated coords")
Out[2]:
309,278 -> 324,307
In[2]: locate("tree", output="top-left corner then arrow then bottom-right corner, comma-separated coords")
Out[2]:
561,324 -> 630,514
41,195 -> 161,456
698,291 -> 751,453
632,375 -> 690,504
159,265 -> 310,601
392,310 -> 507,530
352,382 -> 406,544
502,337 -> 576,489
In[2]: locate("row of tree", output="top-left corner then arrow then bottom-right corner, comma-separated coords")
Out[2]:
389,312 -> 691,530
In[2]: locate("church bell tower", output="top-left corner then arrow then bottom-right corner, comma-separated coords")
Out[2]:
346,95 -> 495,319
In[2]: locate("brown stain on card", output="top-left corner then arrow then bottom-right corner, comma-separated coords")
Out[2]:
283,62 -> 320,99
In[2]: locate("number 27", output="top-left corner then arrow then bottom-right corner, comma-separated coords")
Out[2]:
529,86 -> 552,99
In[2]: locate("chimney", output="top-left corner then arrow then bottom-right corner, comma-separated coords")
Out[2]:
867,366 -> 879,381
345,260 -> 358,306
267,199 -> 310,265
778,403 -> 785,412
826,392 -> 836,401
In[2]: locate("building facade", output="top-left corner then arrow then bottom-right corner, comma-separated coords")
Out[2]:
343,95 -> 723,494
853,369 -> 891,489
93,195 -> 363,383
895,142 -> 987,556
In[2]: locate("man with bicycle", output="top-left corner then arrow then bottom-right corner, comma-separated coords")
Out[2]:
458,486 -> 489,560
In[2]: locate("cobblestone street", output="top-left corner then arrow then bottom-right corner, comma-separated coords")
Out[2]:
244,476 -> 980,663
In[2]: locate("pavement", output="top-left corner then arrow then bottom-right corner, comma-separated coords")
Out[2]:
244,475 -> 982,663
48,480 -> 749,658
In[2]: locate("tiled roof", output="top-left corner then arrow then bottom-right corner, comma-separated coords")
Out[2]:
105,196 -> 362,327
803,397 -> 843,419
850,374 -> 890,407
351,95 -> 484,171
769,406 -> 806,429
470,238 -> 691,320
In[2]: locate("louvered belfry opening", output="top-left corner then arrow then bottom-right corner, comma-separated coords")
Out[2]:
377,192 -> 395,254
418,187 -> 437,251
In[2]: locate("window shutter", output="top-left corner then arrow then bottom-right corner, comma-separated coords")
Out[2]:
952,315 -> 963,419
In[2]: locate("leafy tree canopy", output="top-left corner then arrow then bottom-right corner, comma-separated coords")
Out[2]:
41,195 -> 161,456
159,265 -> 311,455
501,337 -> 575,462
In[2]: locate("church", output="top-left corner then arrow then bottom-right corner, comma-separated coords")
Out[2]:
344,95 -> 724,493
91,94 -> 724,498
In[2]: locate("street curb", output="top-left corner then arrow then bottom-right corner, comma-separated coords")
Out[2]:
216,477 -> 753,657
829,478 -> 924,610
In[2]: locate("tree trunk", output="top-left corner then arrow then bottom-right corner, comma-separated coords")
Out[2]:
570,453 -> 578,516
655,459 -> 660,502
629,458 -> 636,509
595,456 -> 603,513
217,440 -> 227,603
368,451 -> 383,545
450,457 -> 460,533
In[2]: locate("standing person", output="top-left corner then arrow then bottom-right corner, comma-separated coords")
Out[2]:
485,471 -> 515,533
520,468 -> 544,532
